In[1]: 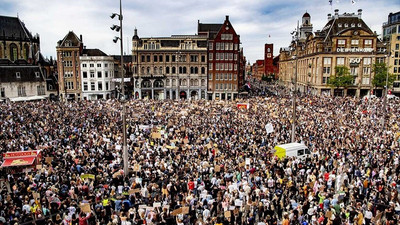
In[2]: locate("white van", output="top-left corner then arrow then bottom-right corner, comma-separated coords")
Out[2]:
274,143 -> 310,159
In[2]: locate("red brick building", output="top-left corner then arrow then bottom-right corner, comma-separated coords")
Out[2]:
198,15 -> 243,100
252,43 -> 279,81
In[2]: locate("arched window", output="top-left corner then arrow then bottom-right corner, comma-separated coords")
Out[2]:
179,66 -> 183,74
24,44 -> 29,60
195,79 -> 199,86
195,67 -> 199,74
146,67 -> 150,74
154,67 -> 158,74
183,67 -> 187,74
135,80 -> 140,88
166,67 -> 170,74
190,67 -> 194,74
142,80 -> 151,88
10,43 -> 18,61
201,79 -> 205,86
201,67 -> 205,74
172,67 -> 176,74
159,66 -> 163,74
154,80 -> 164,88
141,67 -> 145,74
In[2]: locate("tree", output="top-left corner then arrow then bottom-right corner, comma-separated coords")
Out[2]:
372,63 -> 396,89
328,66 -> 354,96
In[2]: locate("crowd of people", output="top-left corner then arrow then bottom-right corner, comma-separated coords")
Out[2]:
0,86 -> 399,225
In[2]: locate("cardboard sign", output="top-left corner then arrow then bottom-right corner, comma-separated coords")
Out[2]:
180,127 -> 186,131
181,206 -> 189,215
45,157 -> 53,164
133,164 -> 141,172
152,132 -> 162,139
239,162 -> 246,167
81,174 -> 95,179
215,165 -> 221,172
171,208 -> 182,216
234,199 -> 243,207
128,189 -> 140,195
166,145 -> 176,150
183,139 -> 189,144
205,143 -> 212,149
224,210 -> 231,218
153,202 -> 161,207
80,203 -> 91,213
36,164 -> 42,170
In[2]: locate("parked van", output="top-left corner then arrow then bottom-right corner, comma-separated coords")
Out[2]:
274,143 -> 310,159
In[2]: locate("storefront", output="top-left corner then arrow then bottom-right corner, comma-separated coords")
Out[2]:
1,150 -> 42,173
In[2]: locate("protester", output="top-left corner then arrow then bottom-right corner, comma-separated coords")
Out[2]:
0,86 -> 399,225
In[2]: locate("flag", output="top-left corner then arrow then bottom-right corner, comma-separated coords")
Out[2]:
269,34 -> 271,38
329,0 -> 332,5
351,0 -> 355,4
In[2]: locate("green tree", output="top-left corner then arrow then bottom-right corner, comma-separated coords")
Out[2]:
328,66 -> 354,96
372,63 -> 396,88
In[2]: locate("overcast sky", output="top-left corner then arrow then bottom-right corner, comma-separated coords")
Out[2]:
1,0 -> 398,63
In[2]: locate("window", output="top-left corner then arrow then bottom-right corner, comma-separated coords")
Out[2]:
105,71 -> 108,78
10,44 -> 18,61
16,72 -> 21,79
97,71 -> 102,78
90,71 -> 95,78
201,55 -> 205,62
338,23 -> 342,27
147,55 -> 150,62
364,40 -> 372,45
0,87 -> 5,98
166,55 -> 170,62
82,64 -> 87,68
234,74 -> 237,80
209,63 -> 213,70
105,63 -> 108,68
229,73 -> 232,80
154,55 -> 158,62
350,67 -> 359,76
216,43 -> 220,50
323,57 -> 331,65
351,23 -> 355,27
66,81 -> 74,90
336,57 -> 345,65
83,82 -> 88,91
209,74 -> 213,80
91,82 -> 95,91
396,44 -> 399,50
297,149 -> 304,156
344,23 -> 348,28
216,73 -> 219,80
105,82 -> 109,90
358,23 -> 362,27
18,86 -> 26,97
172,55 -> 176,62
98,82 -> 102,91
97,64 -> 101,67
363,58 -> 371,65
338,40 -> 345,45
37,85 -> 45,95
141,55 -> 145,63
159,55 -> 163,62
363,67 -> 371,75
90,64 -> 94,67
209,54 -> 213,60
208,42 -> 213,50
83,72 -> 88,78
323,67 -> 331,74
351,39 -> 359,45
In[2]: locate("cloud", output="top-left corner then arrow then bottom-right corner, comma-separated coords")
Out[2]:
0,0 -> 397,63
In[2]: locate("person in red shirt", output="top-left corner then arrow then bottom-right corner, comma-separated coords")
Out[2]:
78,212 -> 91,225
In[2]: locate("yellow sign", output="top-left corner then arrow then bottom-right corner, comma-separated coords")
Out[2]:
11,159 -> 29,166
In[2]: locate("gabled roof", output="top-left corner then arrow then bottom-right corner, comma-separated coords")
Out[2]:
58,31 -> 82,47
0,64 -> 44,83
198,23 -> 223,39
82,49 -> 108,56
0,15 -> 36,41
322,16 -> 373,37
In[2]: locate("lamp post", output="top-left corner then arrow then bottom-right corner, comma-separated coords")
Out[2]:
291,23 -> 299,143
111,0 -> 128,177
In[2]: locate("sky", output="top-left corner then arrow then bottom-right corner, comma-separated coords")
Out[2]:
1,0 -> 399,64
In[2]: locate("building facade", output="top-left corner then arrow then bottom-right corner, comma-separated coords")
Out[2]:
0,15 -> 48,101
382,11 -> 400,95
199,15 -> 243,100
279,10 -> 386,97
80,49 -> 115,100
132,29 -> 208,100
56,31 -> 83,100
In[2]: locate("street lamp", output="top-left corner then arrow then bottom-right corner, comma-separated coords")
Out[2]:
111,0 -> 128,177
382,49 -> 393,130
290,22 -> 299,143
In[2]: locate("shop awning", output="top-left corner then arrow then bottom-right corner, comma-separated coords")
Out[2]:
1,156 -> 36,167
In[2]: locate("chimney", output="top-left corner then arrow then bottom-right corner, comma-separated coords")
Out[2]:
357,9 -> 362,18
334,9 -> 339,18
80,34 -> 83,42
327,13 -> 332,20
225,15 -> 229,21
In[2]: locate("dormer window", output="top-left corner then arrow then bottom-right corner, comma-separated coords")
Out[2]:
358,23 -> 362,27
16,72 -> 21,79
344,23 -> 348,28
338,23 -> 342,27
351,23 -> 355,27
35,72 -> 40,78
